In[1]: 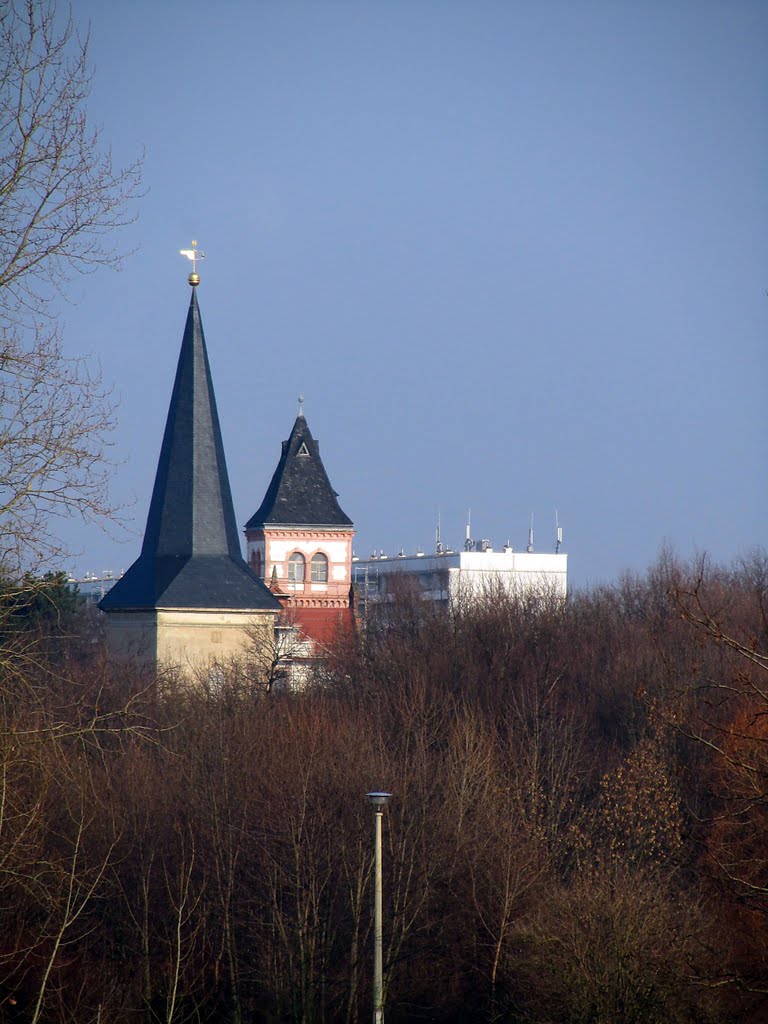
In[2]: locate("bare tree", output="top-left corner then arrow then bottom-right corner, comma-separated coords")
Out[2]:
0,329 -> 116,573
244,608 -> 317,693
0,0 -> 141,317
0,0 -> 142,574
670,552 -> 768,929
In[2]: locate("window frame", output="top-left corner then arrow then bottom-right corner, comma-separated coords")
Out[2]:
310,551 -> 329,583
288,551 -> 306,582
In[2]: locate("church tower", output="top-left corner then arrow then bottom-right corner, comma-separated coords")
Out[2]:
100,271 -> 280,669
245,404 -> 355,644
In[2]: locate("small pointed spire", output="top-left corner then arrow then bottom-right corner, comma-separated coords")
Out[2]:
246,409 -> 353,530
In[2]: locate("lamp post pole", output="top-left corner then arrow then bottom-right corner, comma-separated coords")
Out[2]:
367,792 -> 392,1024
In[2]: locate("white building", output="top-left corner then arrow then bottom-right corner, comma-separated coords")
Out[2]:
353,540 -> 567,615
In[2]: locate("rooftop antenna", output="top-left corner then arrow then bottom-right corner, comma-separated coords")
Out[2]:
436,509 -> 443,555
555,508 -> 563,554
527,513 -> 534,553
464,508 -> 474,551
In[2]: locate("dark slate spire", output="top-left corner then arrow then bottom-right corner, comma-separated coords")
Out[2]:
246,410 -> 353,529
101,290 -> 280,611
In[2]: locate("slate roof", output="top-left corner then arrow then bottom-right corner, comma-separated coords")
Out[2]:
246,412 -> 353,529
100,290 -> 280,612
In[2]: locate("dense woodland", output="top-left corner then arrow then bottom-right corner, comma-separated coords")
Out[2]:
0,553 -> 765,1024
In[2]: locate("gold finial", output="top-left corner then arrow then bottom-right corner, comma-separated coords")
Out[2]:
180,239 -> 205,286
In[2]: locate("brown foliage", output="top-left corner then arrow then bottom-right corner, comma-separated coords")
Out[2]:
0,552 -> 764,1021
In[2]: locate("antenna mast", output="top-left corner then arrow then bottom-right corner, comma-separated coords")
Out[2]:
464,508 -> 474,551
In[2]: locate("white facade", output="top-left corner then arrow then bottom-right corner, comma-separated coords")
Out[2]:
247,533 -> 351,592
353,545 -> 567,611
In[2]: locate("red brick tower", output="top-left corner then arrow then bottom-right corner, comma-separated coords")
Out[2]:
244,404 -> 354,645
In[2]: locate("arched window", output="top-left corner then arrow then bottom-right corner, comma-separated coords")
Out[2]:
250,549 -> 263,578
311,552 -> 329,583
288,552 -> 305,582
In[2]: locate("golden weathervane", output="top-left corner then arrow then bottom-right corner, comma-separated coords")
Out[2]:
180,240 -> 205,285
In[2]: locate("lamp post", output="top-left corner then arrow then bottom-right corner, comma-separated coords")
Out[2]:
367,791 -> 392,1024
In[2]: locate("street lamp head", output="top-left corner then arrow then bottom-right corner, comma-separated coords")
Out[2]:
367,791 -> 392,808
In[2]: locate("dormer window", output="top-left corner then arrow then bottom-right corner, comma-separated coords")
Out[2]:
288,552 -> 306,582
297,442 -> 310,457
311,552 -> 329,583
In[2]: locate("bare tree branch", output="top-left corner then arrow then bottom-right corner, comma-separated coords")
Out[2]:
0,0 -> 142,578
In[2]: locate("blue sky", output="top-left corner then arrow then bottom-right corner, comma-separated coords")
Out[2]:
58,0 -> 767,588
